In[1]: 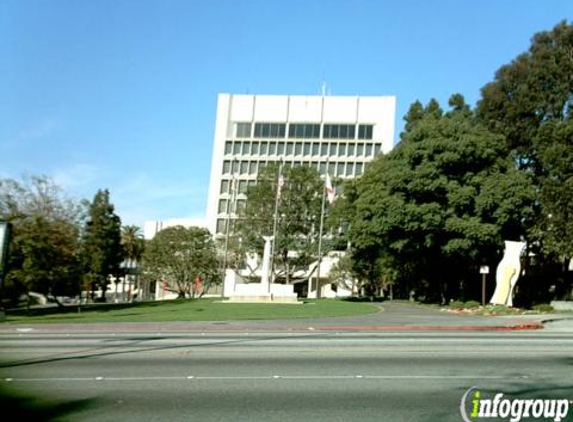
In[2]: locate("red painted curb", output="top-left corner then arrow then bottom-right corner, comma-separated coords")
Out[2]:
315,323 -> 544,332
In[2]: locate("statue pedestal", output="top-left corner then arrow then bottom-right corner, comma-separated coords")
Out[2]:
223,236 -> 299,303
225,282 -> 299,303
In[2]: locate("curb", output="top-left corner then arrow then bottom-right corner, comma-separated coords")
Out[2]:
0,321 -> 545,334
315,323 -> 544,332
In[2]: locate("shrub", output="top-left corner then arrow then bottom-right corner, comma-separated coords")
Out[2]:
449,300 -> 465,309
464,301 -> 481,309
532,304 -> 554,313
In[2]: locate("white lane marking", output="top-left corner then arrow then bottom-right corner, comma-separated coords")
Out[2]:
0,374 -> 527,382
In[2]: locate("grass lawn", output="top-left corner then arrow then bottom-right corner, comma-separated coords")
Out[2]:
2,299 -> 380,324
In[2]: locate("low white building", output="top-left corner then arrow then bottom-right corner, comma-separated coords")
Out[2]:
143,217 -> 207,240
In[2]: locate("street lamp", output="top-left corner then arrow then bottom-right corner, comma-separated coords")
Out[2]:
480,265 -> 489,306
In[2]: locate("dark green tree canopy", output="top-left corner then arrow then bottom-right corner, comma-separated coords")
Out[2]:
0,176 -> 84,305
477,21 -> 573,156
81,189 -> 123,299
477,20 -> 573,259
142,226 -> 219,298
349,97 -> 535,301
233,164 -> 324,283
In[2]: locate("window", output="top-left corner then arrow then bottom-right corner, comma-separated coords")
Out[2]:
355,162 -> 363,175
249,162 -> 257,175
236,199 -> 246,211
294,143 -> 302,156
241,142 -> 251,155
303,143 -> 311,156
269,142 -> 277,155
222,161 -> 231,174
312,143 -> 319,156
329,143 -> 337,156
319,162 -> 327,175
320,143 -> 328,156
338,143 -> 346,157
233,142 -> 241,155
346,162 -> 354,176
356,144 -> 364,157
347,143 -> 355,156
288,123 -> 320,139
277,142 -> 285,155
232,161 -> 240,174
240,161 -> 248,175
218,199 -> 228,214
238,180 -> 248,194
260,142 -> 268,155
254,123 -> 286,138
336,162 -> 345,176
286,142 -> 294,155
251,142 -> 259,155
358,124 -> 373,140
236,122 -> 252,138
365,143 -> 373,157
323,124 -> 356,139
220,180 -> 230,194
374,144 -> 382,155
216,219 -> 226,234
225,141 -> 232,155
328,162 -> 336,175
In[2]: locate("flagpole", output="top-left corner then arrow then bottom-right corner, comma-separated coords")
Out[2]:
221,171 -> 236,300
316,168 -> 328,299
270,161 -> 283,290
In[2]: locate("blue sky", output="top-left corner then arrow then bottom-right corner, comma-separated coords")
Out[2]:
1,0 -> 571,227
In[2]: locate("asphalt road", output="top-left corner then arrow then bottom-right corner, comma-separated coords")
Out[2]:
1,331 -> 572,422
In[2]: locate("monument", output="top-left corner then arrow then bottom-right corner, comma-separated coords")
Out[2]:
489,240 -> 526,307
224,236 -> 298,303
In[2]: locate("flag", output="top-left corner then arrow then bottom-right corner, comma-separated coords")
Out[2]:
325,172 -> 336,205
277,173 -> 285,198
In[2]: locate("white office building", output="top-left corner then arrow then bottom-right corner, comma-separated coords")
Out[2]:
206,93 -> 396,235
206,94 -> 396,234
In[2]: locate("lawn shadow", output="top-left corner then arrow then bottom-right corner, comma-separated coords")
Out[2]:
0,385 -> 99,421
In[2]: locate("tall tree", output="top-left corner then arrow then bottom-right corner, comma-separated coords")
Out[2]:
121,225 -> 145,300
81,189 -> 123,301
0,176 -> 84,306
477,21 -> 573,262
121,225 -> 144,264
349,97 -> 535,302
233,164 -> 324,284
142,226 -> 219,298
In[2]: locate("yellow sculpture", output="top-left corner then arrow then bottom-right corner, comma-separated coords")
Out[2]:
489,241 -> 526,306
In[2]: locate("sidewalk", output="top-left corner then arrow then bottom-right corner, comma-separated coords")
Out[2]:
1,302 -> 572,334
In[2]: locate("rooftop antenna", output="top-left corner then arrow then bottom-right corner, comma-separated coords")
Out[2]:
321,81 -> 327,97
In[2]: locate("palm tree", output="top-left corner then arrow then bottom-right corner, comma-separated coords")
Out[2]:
121,225 -> 145,300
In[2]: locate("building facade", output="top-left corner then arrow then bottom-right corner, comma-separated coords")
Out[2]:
206,94 -> 396,235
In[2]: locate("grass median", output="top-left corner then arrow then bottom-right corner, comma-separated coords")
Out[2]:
3,298 -> 380,324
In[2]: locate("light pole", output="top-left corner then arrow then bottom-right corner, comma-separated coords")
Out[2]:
480,265 -> 489,306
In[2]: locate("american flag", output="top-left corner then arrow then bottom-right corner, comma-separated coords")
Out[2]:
325,172 -> 336,205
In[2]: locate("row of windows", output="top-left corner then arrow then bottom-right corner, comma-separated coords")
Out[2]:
220,161 -> 366,189
224,140 -> 382,158
235,122 -> 374,140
